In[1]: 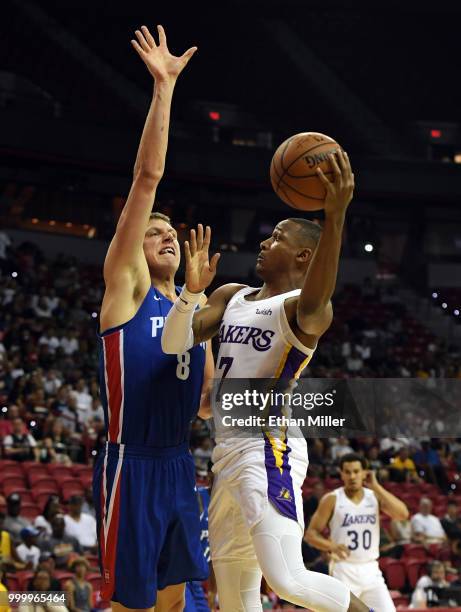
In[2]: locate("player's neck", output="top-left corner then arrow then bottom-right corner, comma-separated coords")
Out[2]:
344,487 -> 364,503
256,275 -> 302,299
151,273 -> 177,302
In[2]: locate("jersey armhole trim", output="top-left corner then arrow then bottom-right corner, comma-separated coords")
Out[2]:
278,296 -> 316,356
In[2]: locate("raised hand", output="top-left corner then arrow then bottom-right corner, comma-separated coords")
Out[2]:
131,25 -> 197,84
184,224 -> 220,293
316,149 -> 354,218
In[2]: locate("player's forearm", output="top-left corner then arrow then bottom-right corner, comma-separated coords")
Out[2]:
133,80 -> 175,182
305,529 -> 334,552
298,213 -> 344,317
374,484 -> 409,520
161,286 -> 202,354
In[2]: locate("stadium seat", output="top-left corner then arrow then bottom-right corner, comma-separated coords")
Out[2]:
3,484 -> 30,498
73,465 -> 93,477
28,472 -> 56,486
20,503 -> 41,520
0,467 -> 24,480
383,559 -> 406,590
61,484 -> 85,501
5,574 -> 19,592
32,486 -> 59,501
404,558 -> 427,589
16,570 -> 34,591
32,490 -> 59,512
56,572 -> 75,589
48,465 -> 74,478
87,573 -> 102,593
403,544 -> 427,560
30,477 -> 60,491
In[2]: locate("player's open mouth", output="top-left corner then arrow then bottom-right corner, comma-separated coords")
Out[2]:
159,247 -> 175,255
256,254 -> 264,262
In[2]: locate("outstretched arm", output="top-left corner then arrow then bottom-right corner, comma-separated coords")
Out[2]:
102,26 -> 197,307
296,150 -> 354,337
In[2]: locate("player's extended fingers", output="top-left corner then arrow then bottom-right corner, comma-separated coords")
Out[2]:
336,149 -> 348,174
329,152 -> 342,184
189,229 -> 197,255
130,39 -> 147,58
180,46 -> 198,66
135,29 -> 151,53
157,25 -> 167,47
203,225 -> 211,250
184,241 -> 192,264
196,224 -> 204,251
316,167 -> 334,191
209,252 -> 221,273
140,25 -> 156,48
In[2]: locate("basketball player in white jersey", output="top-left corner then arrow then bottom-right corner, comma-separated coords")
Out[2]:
306,453 -> 409,612
162,151 -> 372,611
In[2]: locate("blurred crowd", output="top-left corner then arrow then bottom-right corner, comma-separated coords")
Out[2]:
2,232 -> 461,608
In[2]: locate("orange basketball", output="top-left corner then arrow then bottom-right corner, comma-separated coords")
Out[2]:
270,132 -> 341,211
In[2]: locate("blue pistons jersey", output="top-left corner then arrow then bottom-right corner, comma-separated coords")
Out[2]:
98,285 -> 206,447
94,286 -> 209,607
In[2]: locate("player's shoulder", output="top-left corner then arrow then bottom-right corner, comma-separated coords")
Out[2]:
209,283 -> 248,303
319,490 -> 338,510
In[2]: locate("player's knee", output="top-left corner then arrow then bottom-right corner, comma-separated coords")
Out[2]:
264,571 -> 299,603
155,591 -> 185,612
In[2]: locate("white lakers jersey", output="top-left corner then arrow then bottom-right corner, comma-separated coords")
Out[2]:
329,487 -> 380,563
212,286 -> 314,469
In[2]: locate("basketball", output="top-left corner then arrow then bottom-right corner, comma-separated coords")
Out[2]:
270,132 -> 341,211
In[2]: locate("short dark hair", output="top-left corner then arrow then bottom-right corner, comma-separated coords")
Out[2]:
287,218 -> 322,248
149,212 -> 171,224
339,453 -> 368,470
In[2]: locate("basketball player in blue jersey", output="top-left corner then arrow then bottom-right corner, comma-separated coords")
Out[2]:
162,154 -> 374,611
93,25 -> 211,612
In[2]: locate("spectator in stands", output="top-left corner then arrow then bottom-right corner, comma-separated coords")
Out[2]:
410,560 -> 449,609
63,496 -> 96,552
303,481 -> 325,524
2,417 -> 40,462
29,552 -> 61,591
65,557 -> 92,612
42,514 -> 82,569
81,488 -> 95,519
3,493 -> 31,545
330,436 -> 354,462
389,516 -> 412,547
33,296 -> 53,319
47,419 -> 72,465
441,501 -> 461,541
18,568 -> 68,612
60,329 -> 79,356
411,497 -> 447,545
34,495 -> 61,538
414,440 -> 449,492
389,446 -> 420,483
16,527 -> 41,569
70,379 -> 92,425
38,328 -> 60,354
0,510 -> 33,571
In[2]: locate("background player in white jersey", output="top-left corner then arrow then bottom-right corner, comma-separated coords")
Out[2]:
306,453 -> 409,612
162,152 -> 373,611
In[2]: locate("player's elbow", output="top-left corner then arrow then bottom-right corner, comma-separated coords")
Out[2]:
398,505 -> 410,521
304,528 -> 317,547
133,166 -> 163,187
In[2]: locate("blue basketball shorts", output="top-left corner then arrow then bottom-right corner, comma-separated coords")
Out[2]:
93,441 -> 209,608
